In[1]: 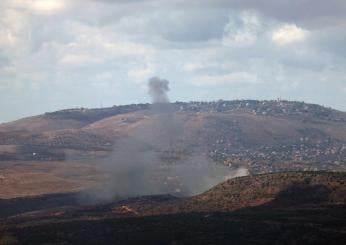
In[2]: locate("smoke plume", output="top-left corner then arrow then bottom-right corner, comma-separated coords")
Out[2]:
85,77 -> 247,202
148,77 -> 170,103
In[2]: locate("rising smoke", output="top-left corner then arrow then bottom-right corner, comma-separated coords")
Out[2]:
148,77 -> 170,104
85,77 -> 247,202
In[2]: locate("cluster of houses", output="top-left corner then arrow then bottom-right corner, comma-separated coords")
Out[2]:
174,100 -> 345,122
45,99 -> 345,123
208,139 -> 346,174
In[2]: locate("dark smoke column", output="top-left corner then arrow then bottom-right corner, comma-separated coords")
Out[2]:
148,77 -> 170,104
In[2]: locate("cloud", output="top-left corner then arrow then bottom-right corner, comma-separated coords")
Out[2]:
2,0 -> 70,15
271,24 -> 308,45
59,53 -> 97,66
31,0 -> 67,14
0,0 -> 345,123
193,72 -> 259,86
0,9 -> 29,53
223,11 -> 262,46
183,63 -> 204,72
128,64 -> 155,82
167,0 -> 346,29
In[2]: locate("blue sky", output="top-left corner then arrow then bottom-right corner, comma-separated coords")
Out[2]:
0,0 -> 346,122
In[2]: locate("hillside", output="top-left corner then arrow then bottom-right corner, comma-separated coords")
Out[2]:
1,172 -> 345,245
1,172 -> 345,219
138,171 -> 346,215
0,100 -> 345,175
83,171 -> 345,217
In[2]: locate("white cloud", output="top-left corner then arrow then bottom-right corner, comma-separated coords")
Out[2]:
0,0 -> 69,15
66,22 -> 154,58
104,41 -> 153,57
31,0 -> 67,13
53,22 -> 155,69
0,9 -> 29,54
271,24 -> 308,45
183,63 -> 204,72
128,65 -> 154,82
192,72 -> 259,86
223,11 -> 262,46
59,53 -> 97,66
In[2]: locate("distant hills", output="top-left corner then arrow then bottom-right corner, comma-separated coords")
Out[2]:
1,100 -> 345,174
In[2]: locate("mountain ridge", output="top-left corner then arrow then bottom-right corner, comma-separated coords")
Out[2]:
1,100 -> 345,175
1,100 -> 345,132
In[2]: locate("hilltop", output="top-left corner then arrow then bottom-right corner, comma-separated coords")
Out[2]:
0,100 -> 345,174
